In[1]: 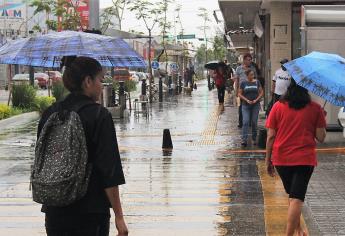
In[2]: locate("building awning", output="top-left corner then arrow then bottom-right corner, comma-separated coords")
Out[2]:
218,0 -> 261,49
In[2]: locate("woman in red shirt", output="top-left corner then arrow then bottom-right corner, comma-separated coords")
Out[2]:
212,63 -> 227,111
265,79 -> 326,236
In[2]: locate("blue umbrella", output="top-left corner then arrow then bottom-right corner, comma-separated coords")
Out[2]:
0,31 -> 147,68
283,51 -> 345,107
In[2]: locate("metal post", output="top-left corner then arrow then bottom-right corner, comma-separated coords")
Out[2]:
178,75 -> 182,94
29,66 -> 34,86
141,79 -> 147,96
119,81 -> 125,118
159,77 -> 163,102
207,74 -> 211,90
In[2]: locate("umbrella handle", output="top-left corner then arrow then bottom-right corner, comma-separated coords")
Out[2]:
323,100 -> 327,109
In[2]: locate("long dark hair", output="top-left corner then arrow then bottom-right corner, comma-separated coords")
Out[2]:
281,78 -> 311,109
61,56 -> 102,92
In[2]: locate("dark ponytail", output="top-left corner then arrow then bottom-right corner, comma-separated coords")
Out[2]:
61,56 -> 102,93
282,78 -> 311,110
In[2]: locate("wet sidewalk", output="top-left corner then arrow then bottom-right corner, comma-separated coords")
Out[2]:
0,80 -> 345,235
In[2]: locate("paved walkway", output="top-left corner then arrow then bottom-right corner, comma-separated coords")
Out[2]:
0,80 -> 345,235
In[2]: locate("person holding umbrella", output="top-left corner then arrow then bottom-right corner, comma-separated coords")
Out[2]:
265,78 -> 326,236
212,62 -> 227,111
37,56 -> 128,236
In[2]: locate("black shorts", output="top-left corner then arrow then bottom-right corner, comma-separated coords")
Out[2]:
275,165 -> 314,202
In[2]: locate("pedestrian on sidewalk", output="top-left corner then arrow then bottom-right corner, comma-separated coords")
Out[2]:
234,53 -> 257,128
265,78 -> 326,236
36,56 -> 128,236
212,62 -> 227,112
266,58 -> 291,117
238,69 -> 263,147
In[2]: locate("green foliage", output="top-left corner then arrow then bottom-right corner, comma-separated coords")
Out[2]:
124,80 -> 137,92
0,105 -> 24,120
100,0 -> 129,32
0,104 -> 10,120
12,84 -> 37,109
213,35 -> 227,61
30,0 -> 84,31
52,80 -> 69,102
34,96 -> 56,114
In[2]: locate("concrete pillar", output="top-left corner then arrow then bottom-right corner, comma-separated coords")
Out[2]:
270,2 -> 292,73
89,0 -> 100,30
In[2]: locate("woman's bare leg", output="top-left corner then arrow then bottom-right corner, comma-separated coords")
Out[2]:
286,198 -> 305,236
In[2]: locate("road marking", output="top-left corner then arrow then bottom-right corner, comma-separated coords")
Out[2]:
257,160 -> 309,236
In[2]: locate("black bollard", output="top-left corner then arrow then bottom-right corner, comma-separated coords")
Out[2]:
257,127 -> 267,149
162,129 -> 173,149
159,77 -> 163,102
194,83 -> 197,90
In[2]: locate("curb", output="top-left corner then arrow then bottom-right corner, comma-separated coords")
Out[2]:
0,112 -> 39,131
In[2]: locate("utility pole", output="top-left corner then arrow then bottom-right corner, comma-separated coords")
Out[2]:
89,0 -> 100,30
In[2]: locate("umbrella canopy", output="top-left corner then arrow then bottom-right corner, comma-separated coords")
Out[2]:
204,60 -> 222,70
0,31 -> 147,68
283,51 -> 345,107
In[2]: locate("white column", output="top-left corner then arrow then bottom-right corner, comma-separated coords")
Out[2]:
88,0 -> 100,30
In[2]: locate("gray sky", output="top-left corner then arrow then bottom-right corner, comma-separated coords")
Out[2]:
99,0 -> 222,41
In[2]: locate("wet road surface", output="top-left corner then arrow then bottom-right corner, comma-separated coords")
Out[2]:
0,81 -> 345,235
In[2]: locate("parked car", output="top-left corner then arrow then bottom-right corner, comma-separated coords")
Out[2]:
12,73 -> 46,87
338,107 -> 345,137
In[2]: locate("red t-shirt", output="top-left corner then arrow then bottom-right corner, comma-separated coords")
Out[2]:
266,101 -> 326,166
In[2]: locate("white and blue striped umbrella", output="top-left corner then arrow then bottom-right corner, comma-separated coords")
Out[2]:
0,31 -> 147,68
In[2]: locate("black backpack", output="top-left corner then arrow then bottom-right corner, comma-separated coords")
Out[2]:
31,101 -> 97,206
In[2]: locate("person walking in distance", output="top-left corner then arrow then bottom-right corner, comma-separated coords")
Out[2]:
266,79 -> 326,236
234,53 -> 257,128
238,69 -> 263,147
36,56 -> 128,236
212,62 -> 227,112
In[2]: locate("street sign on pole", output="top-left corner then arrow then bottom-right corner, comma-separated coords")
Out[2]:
177,34 -> 195,40
151,60 -> 159,70
170,63 -> 179,73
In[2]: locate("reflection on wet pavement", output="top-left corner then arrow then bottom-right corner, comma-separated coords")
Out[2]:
0,81 -> 345,235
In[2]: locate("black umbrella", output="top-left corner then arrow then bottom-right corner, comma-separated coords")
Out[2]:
204,60 -> 220,70
204,60 -> 226,70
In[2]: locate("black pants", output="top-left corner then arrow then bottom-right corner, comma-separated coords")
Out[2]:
217,86 -> 225,104
275,165 -> 314,202
45,213 -> 110,236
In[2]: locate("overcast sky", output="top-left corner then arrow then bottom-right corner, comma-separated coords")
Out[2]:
99,0 -> 223,41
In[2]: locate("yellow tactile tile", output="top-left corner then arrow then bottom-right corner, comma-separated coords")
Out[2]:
257,160 -> 309,236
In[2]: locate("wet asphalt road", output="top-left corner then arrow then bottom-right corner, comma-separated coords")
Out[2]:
0,80 -> 345,235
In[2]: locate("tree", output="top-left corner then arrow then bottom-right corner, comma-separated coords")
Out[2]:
128,0 -> 162,103
197,7 -> 211,63
29,0 -> 85,31
157,0 -> 173,72
100,0 -> 129,33
212,35 -> 227,61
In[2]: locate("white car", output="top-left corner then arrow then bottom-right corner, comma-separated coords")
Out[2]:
338,107 -> 345,137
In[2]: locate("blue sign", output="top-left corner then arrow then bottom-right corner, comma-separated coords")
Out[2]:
151,61 -> 159,70
170,63 -> 179,72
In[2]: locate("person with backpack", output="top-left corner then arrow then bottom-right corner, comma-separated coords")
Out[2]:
32,56 -> 128,236
238,69 -> 263,147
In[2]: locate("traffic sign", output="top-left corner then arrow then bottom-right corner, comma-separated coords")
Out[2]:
170,63 -> 179,72
177,34 -> 195,40
151,60 -> 159,70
